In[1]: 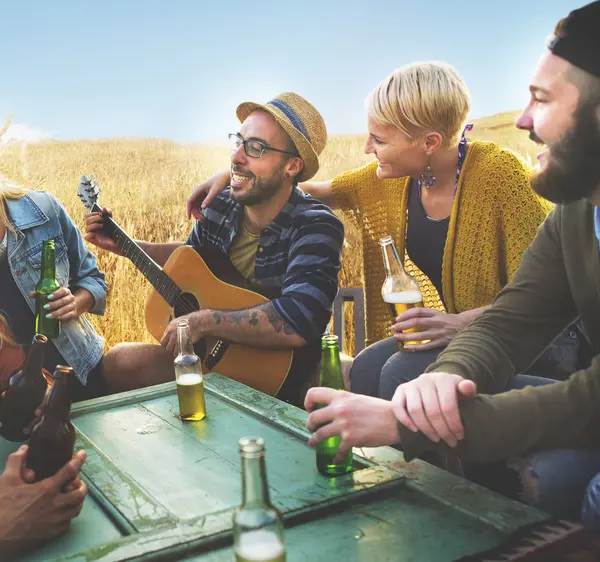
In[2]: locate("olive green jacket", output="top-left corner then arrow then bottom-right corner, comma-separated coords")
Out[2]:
400,200 -> 600,462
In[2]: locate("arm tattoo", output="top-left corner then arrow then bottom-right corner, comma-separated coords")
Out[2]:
211,303 -> 296,335
260,303 -> 296,335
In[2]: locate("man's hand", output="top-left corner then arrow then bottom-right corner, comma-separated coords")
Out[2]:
160,312 -> 204,356
305,388 -> 401,463
393,308 -> 469,351
83,208 -> 123,256
186,171 -> 230,220
0,447 -> 88,554
391,372 -> 477,447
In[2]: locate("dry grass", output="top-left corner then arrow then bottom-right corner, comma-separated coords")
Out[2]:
0,110 -> 539,355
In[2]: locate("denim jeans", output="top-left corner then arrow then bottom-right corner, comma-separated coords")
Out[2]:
503,376 -> 600,525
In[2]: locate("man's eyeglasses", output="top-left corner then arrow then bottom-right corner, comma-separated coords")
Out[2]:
229,133 -> 299,159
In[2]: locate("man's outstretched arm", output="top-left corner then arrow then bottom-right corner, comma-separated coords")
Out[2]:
161,302 -> 307,354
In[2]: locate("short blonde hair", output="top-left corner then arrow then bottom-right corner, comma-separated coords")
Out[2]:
367,61 -> 471,147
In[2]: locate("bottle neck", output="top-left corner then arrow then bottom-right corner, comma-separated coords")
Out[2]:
41,243 -> 56,280
241,453 -> 271,508
45,375 -> 71,421
23,337 -> 47,380
176,324 -> 196,357
380,240 -> 406,279
319,343 -> 343,389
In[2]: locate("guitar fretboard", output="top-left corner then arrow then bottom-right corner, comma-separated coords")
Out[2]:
92,203 -> 181,307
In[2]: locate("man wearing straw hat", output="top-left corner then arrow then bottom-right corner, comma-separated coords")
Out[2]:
84,92 -> 344,405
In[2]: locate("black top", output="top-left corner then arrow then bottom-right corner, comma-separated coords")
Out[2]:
0,257 -> 67,373
405,179 -> 450,306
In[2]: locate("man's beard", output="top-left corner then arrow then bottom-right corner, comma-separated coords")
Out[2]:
531,101 -> 600,204
230,162 -> 287,206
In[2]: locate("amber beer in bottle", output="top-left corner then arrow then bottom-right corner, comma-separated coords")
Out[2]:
316,334 -> 353,477
379,235 -> 428,347
174,319 -> 206,421
0,334 -> 49,441
233,437 -> 286,562
26,365 -> 76,481
35,239 -> 61,339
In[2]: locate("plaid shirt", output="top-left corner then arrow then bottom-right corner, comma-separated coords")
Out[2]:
186,187 -> 344,342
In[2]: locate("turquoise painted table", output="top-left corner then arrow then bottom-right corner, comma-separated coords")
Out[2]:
2,373 -> 549,562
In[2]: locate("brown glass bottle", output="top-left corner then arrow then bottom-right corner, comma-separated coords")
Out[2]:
0,334 -> 49,442
26,365 -> 75,481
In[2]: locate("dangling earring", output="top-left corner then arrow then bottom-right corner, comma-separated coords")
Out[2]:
418,156 -> 435,193
284,173 -> 290,179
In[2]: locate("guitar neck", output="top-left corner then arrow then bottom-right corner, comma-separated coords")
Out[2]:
92,203 -> 181,306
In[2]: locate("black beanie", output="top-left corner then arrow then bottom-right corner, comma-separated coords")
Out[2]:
548,1 -> 600,77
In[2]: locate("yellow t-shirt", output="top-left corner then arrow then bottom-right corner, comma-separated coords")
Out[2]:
228,223 -> 260,281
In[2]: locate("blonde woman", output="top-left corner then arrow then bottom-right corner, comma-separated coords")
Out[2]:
0,177 -> 110,399
187,62 -> 589,400
0,179 -> 89,552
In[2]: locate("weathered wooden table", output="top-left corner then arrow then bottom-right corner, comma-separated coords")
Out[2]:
2,373 -> 549,562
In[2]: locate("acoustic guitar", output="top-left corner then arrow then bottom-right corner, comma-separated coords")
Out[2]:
77,176 -> 293,396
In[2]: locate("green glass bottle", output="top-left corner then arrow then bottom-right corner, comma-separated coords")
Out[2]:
316,334 -> 353,477
35,239 -> 61,339
233,437 -> 286,562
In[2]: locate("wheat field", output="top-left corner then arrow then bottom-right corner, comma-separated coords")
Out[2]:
0,111 -> 539,355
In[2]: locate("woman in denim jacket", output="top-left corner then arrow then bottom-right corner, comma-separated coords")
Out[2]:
0,177 -> 109,400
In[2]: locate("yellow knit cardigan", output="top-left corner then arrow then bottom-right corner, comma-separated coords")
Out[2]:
332,140 -> 553,347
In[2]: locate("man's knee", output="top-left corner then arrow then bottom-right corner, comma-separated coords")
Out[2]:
101,343 -> 174,392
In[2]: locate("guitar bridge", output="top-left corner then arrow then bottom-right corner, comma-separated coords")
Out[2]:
205,340 -> 229,371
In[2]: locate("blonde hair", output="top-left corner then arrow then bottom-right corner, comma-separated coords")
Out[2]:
0,316 -> 17,350
0,176 -> 25,350
366,61 -> 471,147
0,175 -> 27,234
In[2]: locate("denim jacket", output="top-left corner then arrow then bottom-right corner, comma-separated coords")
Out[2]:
5,192 -> 107,384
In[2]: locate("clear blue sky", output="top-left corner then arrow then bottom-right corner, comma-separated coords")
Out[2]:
0,0 -> 578,143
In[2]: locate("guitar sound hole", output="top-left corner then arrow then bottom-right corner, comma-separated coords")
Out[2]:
173,293 -> 199,318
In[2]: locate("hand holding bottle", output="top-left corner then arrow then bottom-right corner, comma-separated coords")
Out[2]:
392,308 -> 469,350
29,287 -> 78,321
0,447 -> 87,555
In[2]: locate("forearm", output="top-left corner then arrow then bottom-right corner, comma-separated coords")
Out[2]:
401,359 -> 600,462
73,288 -> 95,316
136,242 -> 182,267
299,180 -> 337,208
457,306 -> 490,326
194,303 -> 307,348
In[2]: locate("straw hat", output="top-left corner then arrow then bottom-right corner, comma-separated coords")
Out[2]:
236,92 -> 327,182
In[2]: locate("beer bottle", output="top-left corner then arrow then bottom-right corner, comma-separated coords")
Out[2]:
233,437 -> 286,562
26,365 -> 76,482
35,239 -> 61,339
174,319 -> 206,421
379,235 -> 428,347
316,334 -> 353,477
0,334 -> 49,442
